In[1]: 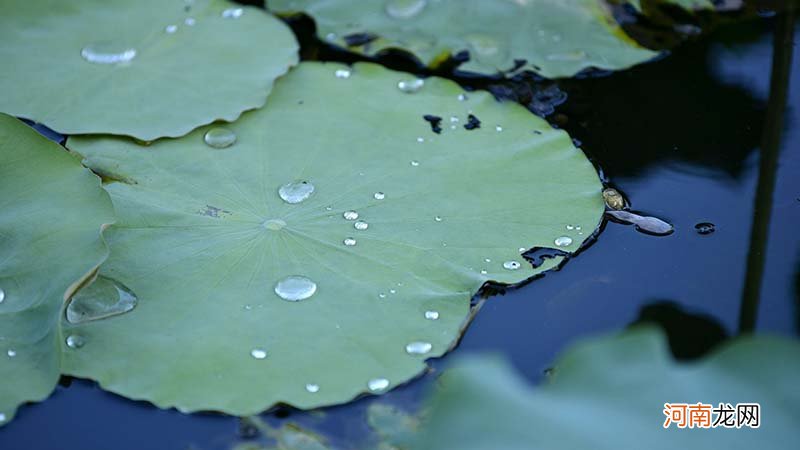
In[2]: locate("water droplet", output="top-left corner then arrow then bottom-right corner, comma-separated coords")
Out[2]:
305,383 -> 320,393
367,378 -> 390,392
503,261 -> 521,270
343,210 -> 359,220
184,17 -> 196,26
80,42 -> 137,64
274,276 -> 317,302
262,219 -> 286,231
480,269 -> 488,275
416,137 -> 424,143
65,334 -> 85,349
326,32 -> 337,41
325,206 -> 333,211
354,221 -> 369,230
576,226 -> 582,231
484,258 -> 491,263
379,293 -> 387,299
374,192 -> 385,200
66,276 -> 138,324
434,216 -> 442,222
458,94 -> 468,101
397,78 -> 424,93
0,288 -> 5,304
405,341 -> 432,355
695,222 -> 716,235
250,348 -> 267,359
278,181 -> 315,204
385,0 -> 427,19
7,349 -> 16,357
221,7 -> 243,19
389,289 -> 396,294
566,224 -> 575,230
410,160 -> 420,167
495,125 -> 503,132
165,24 -> 178,34
554,236 -> 573,247
343,237 -> 357,246
335,69 -> 352,79
203,127 -> 237,149
424,310 -> 439,320
0,413 -> 6,423
518,247 -> 527,252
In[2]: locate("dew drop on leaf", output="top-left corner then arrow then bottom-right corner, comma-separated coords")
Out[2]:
367,378 -> 390,392
274,276 -> 317,302
221,8 -> 243,19
374,192 -> 385,200
354,220 -> 369,230
250,348 -> 267,359
66,276 -> 138,324
65,335 -> 85,349
397,78 -> 424,93
203,127 -> 237,149
305,383 -> 320,393
165,24 -> 178,34
0,288 -> 5,304
278,181 -> 315,204
343,237 -> 357,246
6,349 -> 16,358
503,261 -> 521,270
343,210 -> 359,220
425,310 -> 439,320
335,69 -> 352,79
405,341 -> 432,355
554,236 -> 573,247
80,42 -> 137,64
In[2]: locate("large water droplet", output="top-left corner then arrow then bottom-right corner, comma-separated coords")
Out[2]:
203,127 -> 237,149
335,69 -> 352,79
274,276 -> 317,302
305,383 -> 320,393
250,348 -> 267,359
80,42 -> 137,64
385,0 -> 427,19
554,236 -> 573,247
374,192 -> 385,200
66,276 -> 138,324
424,310 -> 439,320
278,181 -> 315,204
397,78 -> 424,93
503,261 -> 521,270
65,334 -> 85,349
343,210 -> 359,220
354,221 -> 369,230
405,341 -> 432,355
343,237 -> 357,246
367,378 -> 390,392
221,7 -> 244,19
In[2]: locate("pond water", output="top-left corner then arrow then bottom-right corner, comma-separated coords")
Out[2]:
1,10 -> 798,450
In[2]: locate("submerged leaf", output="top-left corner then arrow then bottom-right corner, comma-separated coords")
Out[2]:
268,0 -> 657,78
64,62 -> 603,414
0,114 -> 114,425
0,0 -> 298,140
417,327 -> 800,449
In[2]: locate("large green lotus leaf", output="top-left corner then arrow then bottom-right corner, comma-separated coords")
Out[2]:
268,0 -> 657,78
0,0 -> 298,140
65,61 -> 603,414
417,328 -> 800,449
0,114 -> 114,425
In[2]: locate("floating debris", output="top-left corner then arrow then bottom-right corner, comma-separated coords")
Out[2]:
464,114 -> 481,130
606,210 -> 673,236
423,114 -> 442,134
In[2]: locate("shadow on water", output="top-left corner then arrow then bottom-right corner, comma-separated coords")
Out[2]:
2,4 -> 800,450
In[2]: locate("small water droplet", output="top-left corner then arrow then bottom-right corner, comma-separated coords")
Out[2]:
450,116 -> 459,123
343,237 -> 357,246
374,192 -> 385,200
566,224 -> 575,230
0,413 -> 6,423
0,288 -> 5,304
184,17 -> 196,26
66,276 -> 138,324
250,348 -> 267,359
424,310 -> 439,320
80,42 -> 137,64
458,94 -> 468,101
379,293 -> 387,299
325,206 -> 333,211
554,236 -> 573,247
274,276 -> 317,302
343,210 -> 359,220
278,181 -> 315,204
416,137 -> 425,143
335,69 -> 352,79
165,24 -> 178,34
503,261 -> 521,270
389,289 -> 396,294
480,269 -> 488,275
65,334 -> 85,349
385,0 -> 427,19
367,378 -> 390,392
410,160 -> 420,167
405,341 -> 432,355
326,32 -> 337,41
221,7 -> 243,19
397,78 -> 425,93
244,305 -> 252,310
576,226 -> 582,231
484,258 -> 491,263
434,216 -> 442,222
695,222 -> 716,235
495,125 -> 503,132
519,247 -> 527,252
203,127 -> 236,149
7,349 -> 16,357
354,221 -> 369,230
305,383 -> 320,393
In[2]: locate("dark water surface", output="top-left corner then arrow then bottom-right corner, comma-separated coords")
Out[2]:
2,12 -> 798,450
